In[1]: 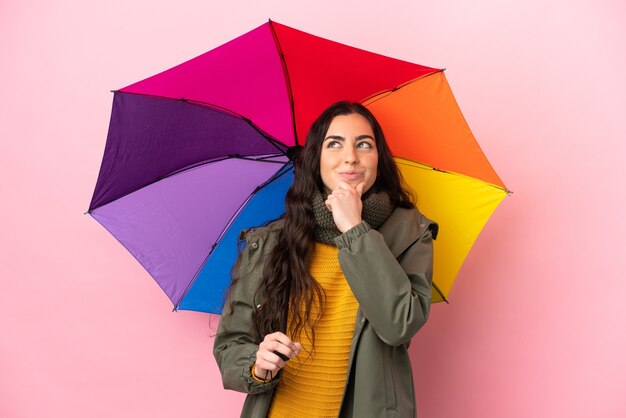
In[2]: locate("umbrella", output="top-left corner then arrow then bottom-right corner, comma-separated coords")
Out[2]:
88,20 -> 509,314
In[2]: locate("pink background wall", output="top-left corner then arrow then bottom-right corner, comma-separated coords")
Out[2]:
2,0 -> 625,417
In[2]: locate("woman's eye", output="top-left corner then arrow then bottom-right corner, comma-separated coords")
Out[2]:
357,141 -> 373,149
327,141 -> 341,148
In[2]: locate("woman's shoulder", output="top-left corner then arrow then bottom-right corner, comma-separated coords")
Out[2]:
240,218 -> 285,242
388,207 -> 437,235
232,219 -> 285,281
379,207 -> 438,253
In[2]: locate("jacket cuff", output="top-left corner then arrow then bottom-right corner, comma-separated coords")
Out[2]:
334,221 -> 372,249
251,363 -> 273,383
242,353 -> 279,391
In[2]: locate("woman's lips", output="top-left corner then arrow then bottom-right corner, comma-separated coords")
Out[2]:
339,172 -> 364,181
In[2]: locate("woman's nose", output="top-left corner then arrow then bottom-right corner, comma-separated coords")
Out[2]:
343,147 -> 358,164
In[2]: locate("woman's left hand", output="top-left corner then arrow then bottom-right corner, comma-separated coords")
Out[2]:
325,181 -> 364,233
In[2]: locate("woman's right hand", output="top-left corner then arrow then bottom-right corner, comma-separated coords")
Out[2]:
254,332 -> 302,380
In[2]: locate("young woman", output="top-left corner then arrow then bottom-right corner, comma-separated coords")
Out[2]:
214,101 -> 437,418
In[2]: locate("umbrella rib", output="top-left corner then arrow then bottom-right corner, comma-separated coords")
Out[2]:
113,90 -> 289,156
431,282 -> 449,304
230,154 -> 287,163
175,164 -> 294,310
268,19 -> 299,146
115,90 -> 245,119
361,69 -> 443,106
208,163 -> 293,252
165,153 -> 288,178
87,154 -> 288,213
399,235 -> 449,304
255,153 -> 289,161
88,212 -> 182,310
239,115 -> 289,155
395,159 -> 512,194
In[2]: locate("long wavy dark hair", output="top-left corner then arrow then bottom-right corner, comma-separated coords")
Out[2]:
237,101 -> 415,344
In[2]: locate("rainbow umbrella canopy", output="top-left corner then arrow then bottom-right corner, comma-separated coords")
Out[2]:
88,20 -> 509,314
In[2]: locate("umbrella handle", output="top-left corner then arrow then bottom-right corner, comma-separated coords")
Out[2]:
273,351 -> 290,362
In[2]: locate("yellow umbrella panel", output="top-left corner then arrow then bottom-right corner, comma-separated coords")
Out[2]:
396,159 -> 507,302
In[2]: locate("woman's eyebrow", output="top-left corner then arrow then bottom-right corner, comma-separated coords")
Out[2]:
324,135 -> 374,141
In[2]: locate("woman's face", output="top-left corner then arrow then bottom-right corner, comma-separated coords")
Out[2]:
320,113 -> 379,194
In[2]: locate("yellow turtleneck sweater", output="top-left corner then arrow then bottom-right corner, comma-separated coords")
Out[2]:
267,243 -> 359,418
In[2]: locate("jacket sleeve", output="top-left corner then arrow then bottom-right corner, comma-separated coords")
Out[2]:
334,212 -> 436,346
212,237 -> 279,394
